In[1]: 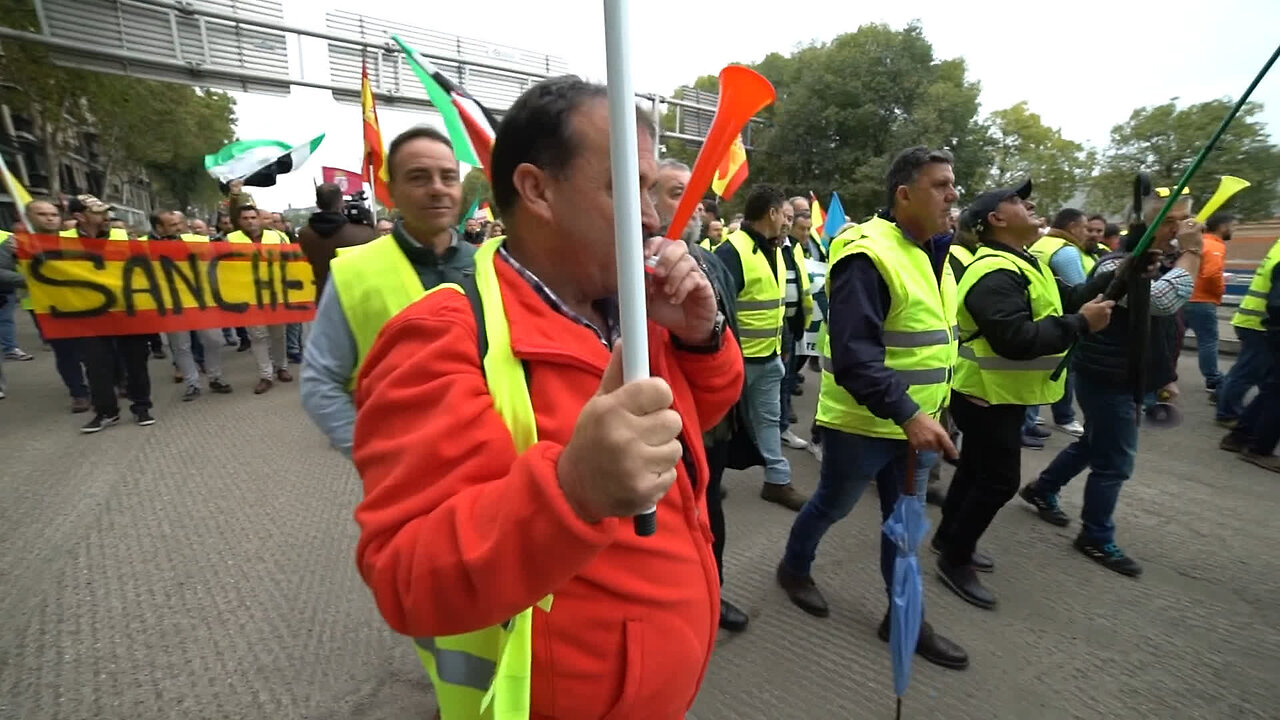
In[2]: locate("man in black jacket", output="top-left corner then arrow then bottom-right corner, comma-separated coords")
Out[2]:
933,180 -> 1115,609
297,183 -> 378,292
1020,191 -> 1203,577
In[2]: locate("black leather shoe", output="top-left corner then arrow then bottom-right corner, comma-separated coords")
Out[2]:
929,535 -> 994,573
776,561 -> 829,617
719,598 -> 749,632
879,613 -> 969,670
936,556 -> 997,609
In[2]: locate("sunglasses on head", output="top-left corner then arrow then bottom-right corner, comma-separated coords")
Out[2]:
1153,186 -> 1191,198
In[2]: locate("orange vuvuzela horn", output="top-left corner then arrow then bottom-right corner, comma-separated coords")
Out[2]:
664,65 -> 776,240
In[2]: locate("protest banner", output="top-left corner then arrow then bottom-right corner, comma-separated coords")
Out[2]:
15,234 -> 316,340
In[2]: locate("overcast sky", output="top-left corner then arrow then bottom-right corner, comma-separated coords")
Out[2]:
235,0 -> 1280,211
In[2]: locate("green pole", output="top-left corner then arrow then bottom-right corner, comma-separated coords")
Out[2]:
1051,41 -> 1280,381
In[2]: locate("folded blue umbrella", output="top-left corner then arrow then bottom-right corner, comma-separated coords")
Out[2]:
882,456 -> 930,719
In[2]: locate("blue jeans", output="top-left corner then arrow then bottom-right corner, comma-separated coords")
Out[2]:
0,292 -> 18,352
1216,327 -> 1272,421
744,357 -> 791,486
49,338 -> 89,399
1182,302 -> 1222,386
286,323 -> 303,358
782,427 -> 936,592
1035,375 -> 1138,545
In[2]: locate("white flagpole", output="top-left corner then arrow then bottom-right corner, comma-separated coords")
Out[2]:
603,0 -> 655,537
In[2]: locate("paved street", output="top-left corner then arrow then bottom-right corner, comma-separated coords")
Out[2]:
2,321 -> 1278,720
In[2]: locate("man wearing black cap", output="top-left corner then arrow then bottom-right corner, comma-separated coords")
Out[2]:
934,179 -> 1116,609
63,195 -> 157,433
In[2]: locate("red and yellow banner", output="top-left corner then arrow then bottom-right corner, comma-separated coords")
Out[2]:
15,234 -> 316,339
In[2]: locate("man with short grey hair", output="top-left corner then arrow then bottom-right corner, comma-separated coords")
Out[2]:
655,158 -> 703,244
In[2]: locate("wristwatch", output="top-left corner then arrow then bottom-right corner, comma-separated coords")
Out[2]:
673,312 -> 726,353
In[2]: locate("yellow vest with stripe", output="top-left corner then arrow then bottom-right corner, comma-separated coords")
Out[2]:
816,217 -> 958,439
1232,237 -> 1280,331
784,240 -> 812,322
226,228 -> 288,245
724,229 -> 785,357
59,227 -> 131,240
328,234 -> 427,389
953,246 -> 1066,405
406,237 -> 545,720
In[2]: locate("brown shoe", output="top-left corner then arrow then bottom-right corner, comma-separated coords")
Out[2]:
276,368 -> 293,382
1241,452 -> 1280,473
760,482 -> 808,511
253,378 -> 273,395
70,396 -> 92,414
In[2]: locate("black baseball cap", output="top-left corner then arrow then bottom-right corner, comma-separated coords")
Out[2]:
964,178 -> 1033,236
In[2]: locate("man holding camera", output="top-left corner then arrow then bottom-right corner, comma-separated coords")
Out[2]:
298,183 -> 378,292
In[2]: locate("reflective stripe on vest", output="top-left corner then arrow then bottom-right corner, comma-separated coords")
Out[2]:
725,229 -> 785,357
816,217 -> 958,439
952,247 -> 1066,405
329,234 -> 426,389
410,237 -> 547,720
1231,238 -> 1280,332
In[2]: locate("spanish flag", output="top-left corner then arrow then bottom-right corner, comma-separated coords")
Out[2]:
361,60 -> 392,208
809,192 -> 824,243
710,134 -> 748,200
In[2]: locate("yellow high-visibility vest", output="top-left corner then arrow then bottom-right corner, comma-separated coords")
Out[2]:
355,237 -> 545,719
59,228 -> 131,240
948,243 -> 975,267
816,217 -> 958,439
723,229 -> 785,357
329,234 -> 425,390
226,229 -> 288,245
953,246 -> 1066,405
1028,233 -> 1098,280
1232,237 -> 1280,332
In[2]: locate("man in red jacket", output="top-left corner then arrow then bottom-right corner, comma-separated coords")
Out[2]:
351,76 -> 743,720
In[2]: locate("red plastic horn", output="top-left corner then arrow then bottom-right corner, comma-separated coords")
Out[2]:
664,65 -> 776,239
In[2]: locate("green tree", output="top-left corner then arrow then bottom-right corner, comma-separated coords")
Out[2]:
742,22 -> 990,217
0,0 -> 93,198
86,76 -> 236,210
982,101 -> 1091,215
459,167 -> 492,223
1087,99 -> 1280,220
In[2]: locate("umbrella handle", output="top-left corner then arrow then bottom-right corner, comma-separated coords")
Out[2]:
903,450 -> 917,497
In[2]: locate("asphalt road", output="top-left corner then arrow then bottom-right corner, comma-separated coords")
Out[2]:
1,323 -> 1277,720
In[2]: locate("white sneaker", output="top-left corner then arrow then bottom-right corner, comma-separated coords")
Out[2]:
808,443 -> 823,463
781,430 -> 809,450
1055,421 -> 1084,437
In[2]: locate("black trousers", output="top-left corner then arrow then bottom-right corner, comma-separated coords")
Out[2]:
83,335 -> 152,417
937,394 -> 1025,565
704,438 -> 729,585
